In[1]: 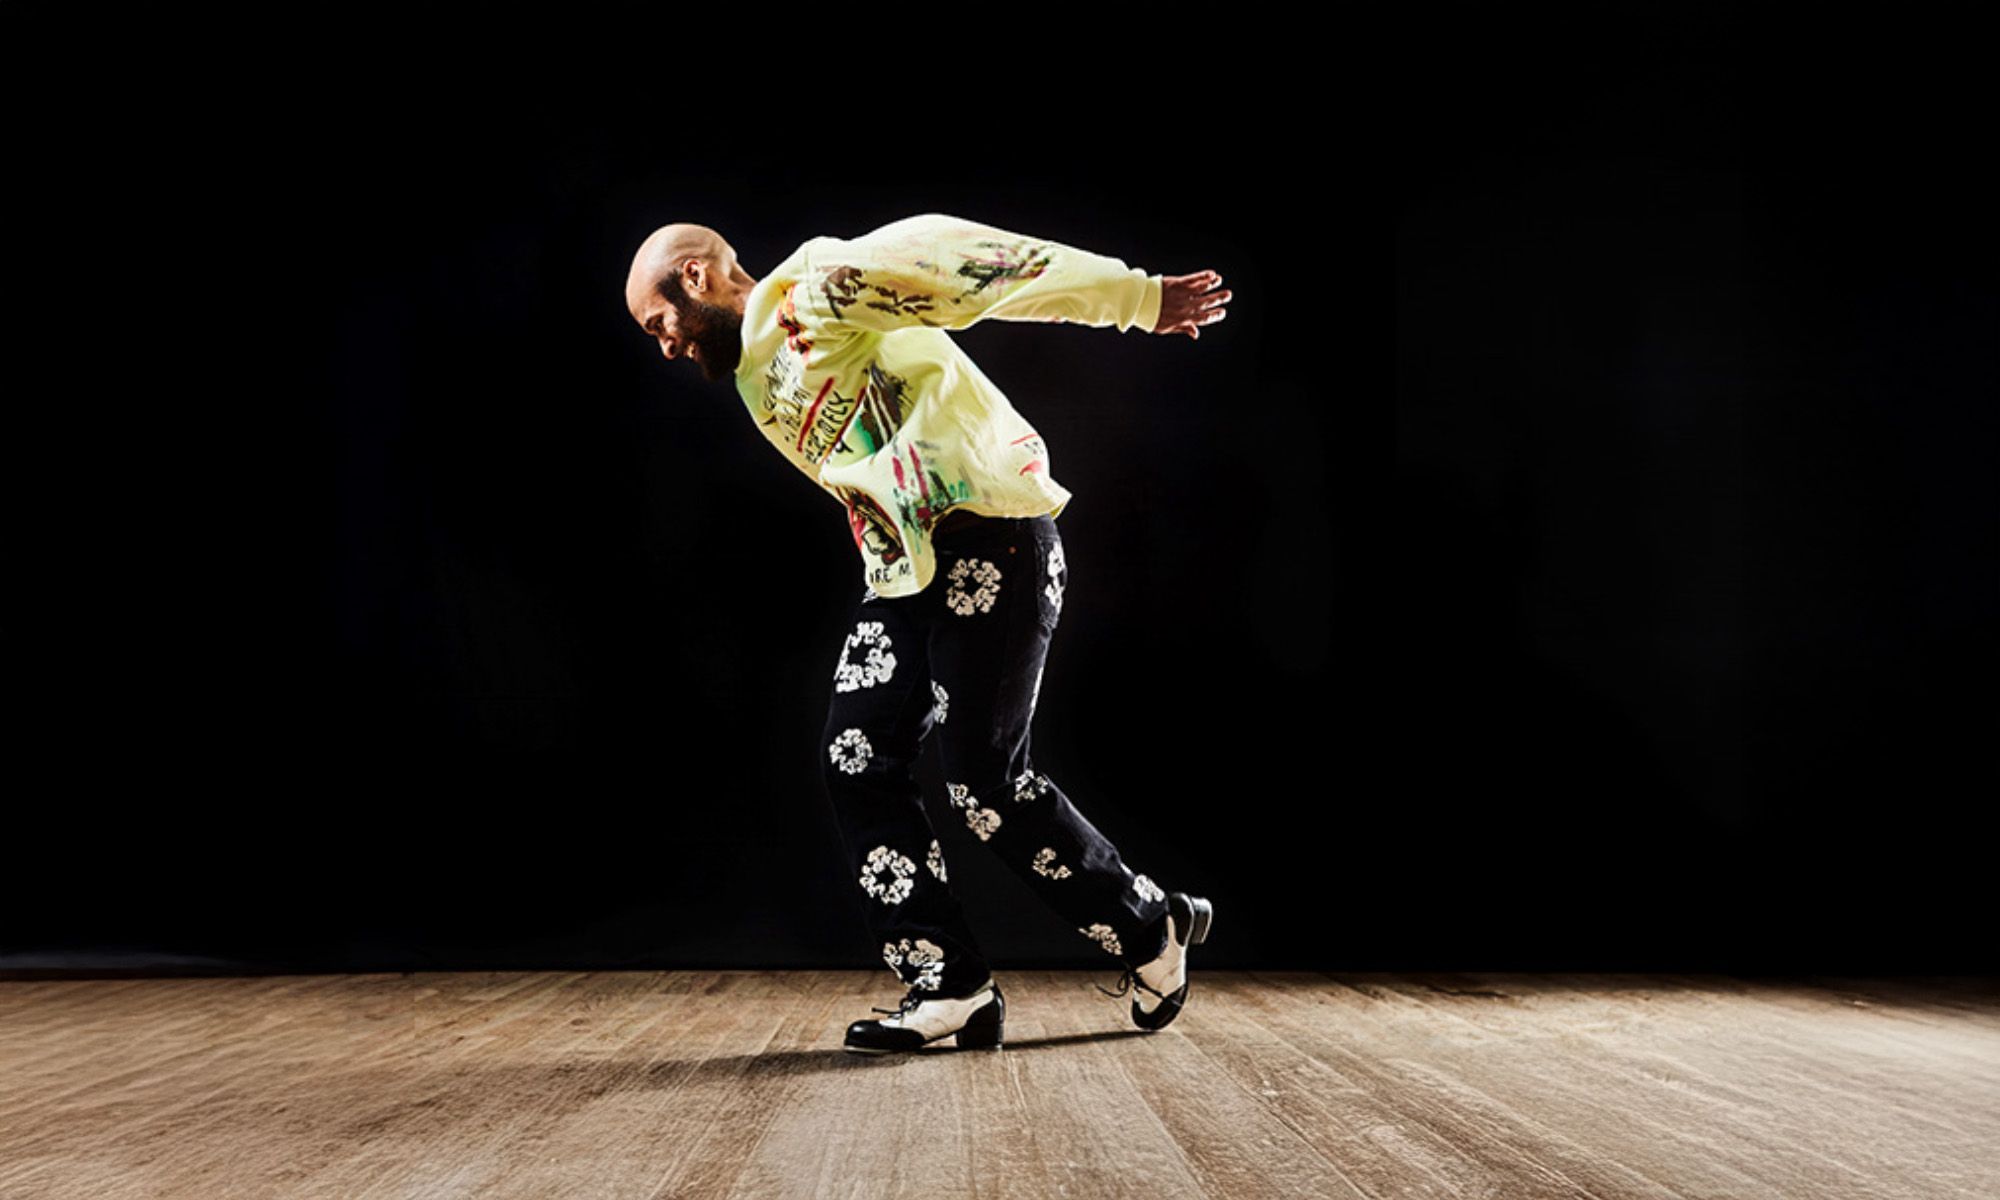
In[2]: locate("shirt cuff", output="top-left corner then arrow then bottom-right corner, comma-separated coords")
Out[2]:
1131,273 -> 1164,334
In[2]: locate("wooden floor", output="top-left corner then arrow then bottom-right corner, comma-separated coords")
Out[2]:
1,970 -> 1995,1199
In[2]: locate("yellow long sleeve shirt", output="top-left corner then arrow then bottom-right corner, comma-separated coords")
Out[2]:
733,212 -> 1165,597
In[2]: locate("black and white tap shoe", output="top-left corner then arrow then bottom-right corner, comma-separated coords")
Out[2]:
844,977 -> 1006,1055
1096,891 -> 1212,1032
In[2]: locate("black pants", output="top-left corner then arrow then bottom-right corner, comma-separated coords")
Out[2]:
820,512 -> 1172,997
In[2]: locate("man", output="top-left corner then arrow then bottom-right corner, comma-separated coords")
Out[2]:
625,213 -> 1227,1054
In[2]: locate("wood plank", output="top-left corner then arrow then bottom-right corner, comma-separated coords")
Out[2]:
1327,971 -> 2000,1200
1,970 -> 1995,1199
728,971 -> 1210,1200
1108,989 -> 1368,1199
1234,970 -> 1673,1199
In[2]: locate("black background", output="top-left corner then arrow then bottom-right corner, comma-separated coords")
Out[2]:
7,16 -> 1991,975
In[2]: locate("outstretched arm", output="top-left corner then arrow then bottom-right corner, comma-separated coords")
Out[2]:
799,213 -> 1171,336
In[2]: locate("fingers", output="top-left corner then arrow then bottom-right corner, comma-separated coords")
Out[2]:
1177,309 -> 1223,338
1185,270 -> 1230,312
1171,270 -> 1226,293
1158,270 -> 1231,338
1164,310 -> 1226,338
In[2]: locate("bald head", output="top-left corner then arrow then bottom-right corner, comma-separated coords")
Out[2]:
625,223 -> 741,316
625,221 -> 759,383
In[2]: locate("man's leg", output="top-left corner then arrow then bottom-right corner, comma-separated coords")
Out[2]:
925,515 -> 1173,969
820,582 -> 993,998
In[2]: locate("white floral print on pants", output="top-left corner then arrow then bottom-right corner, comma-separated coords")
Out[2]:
883,936 -> 947,991
833,620 -> 897,693
944,556 -> 1003,616
821,513 -> 1170,997
948,781 -> 1003,841
829,728 -> 873,775
1079,923 -> 1123,957
860,845 -> 917,905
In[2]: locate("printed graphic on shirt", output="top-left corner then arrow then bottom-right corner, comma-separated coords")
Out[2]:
883,434 -> 959,524
813,362 -> 916,468
1013,431 -> 1050,477
777,283 -> 813,357
816,234 -> 1054,327
756,357 -> 919,470
755,347 -> 816,452
862,438 -> 981,589
822,265 -> 941,325
832,486 -> 908,582
750,345 -> 990,595
957,236 -> 1055,297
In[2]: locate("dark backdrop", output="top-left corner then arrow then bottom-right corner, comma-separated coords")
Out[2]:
7,19 -> 1990,975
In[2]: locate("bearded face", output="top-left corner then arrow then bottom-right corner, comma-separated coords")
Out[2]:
657,271 -> 744,382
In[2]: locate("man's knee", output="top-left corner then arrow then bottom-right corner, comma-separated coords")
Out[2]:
823,716 -> 931,785
936,727 -> 1029,798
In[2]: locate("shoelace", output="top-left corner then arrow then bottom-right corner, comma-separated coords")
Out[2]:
871,980 -> 990,1018
1094,964 -> 1169,1001
871,986 -> 929,1018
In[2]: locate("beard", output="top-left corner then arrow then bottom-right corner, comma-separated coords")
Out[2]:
659,275 -> 744,382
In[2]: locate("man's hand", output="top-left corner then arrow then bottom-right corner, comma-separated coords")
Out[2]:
1151,270 -> 1231,339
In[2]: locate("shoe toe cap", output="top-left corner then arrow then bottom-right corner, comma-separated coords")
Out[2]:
845,1018 -> 928,1052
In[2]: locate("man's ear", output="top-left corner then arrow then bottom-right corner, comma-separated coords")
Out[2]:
683,255 -> 709,297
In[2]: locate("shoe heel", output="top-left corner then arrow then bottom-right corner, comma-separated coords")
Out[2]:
1184,895 -> 1213,945
954,996 -> 1004,1050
